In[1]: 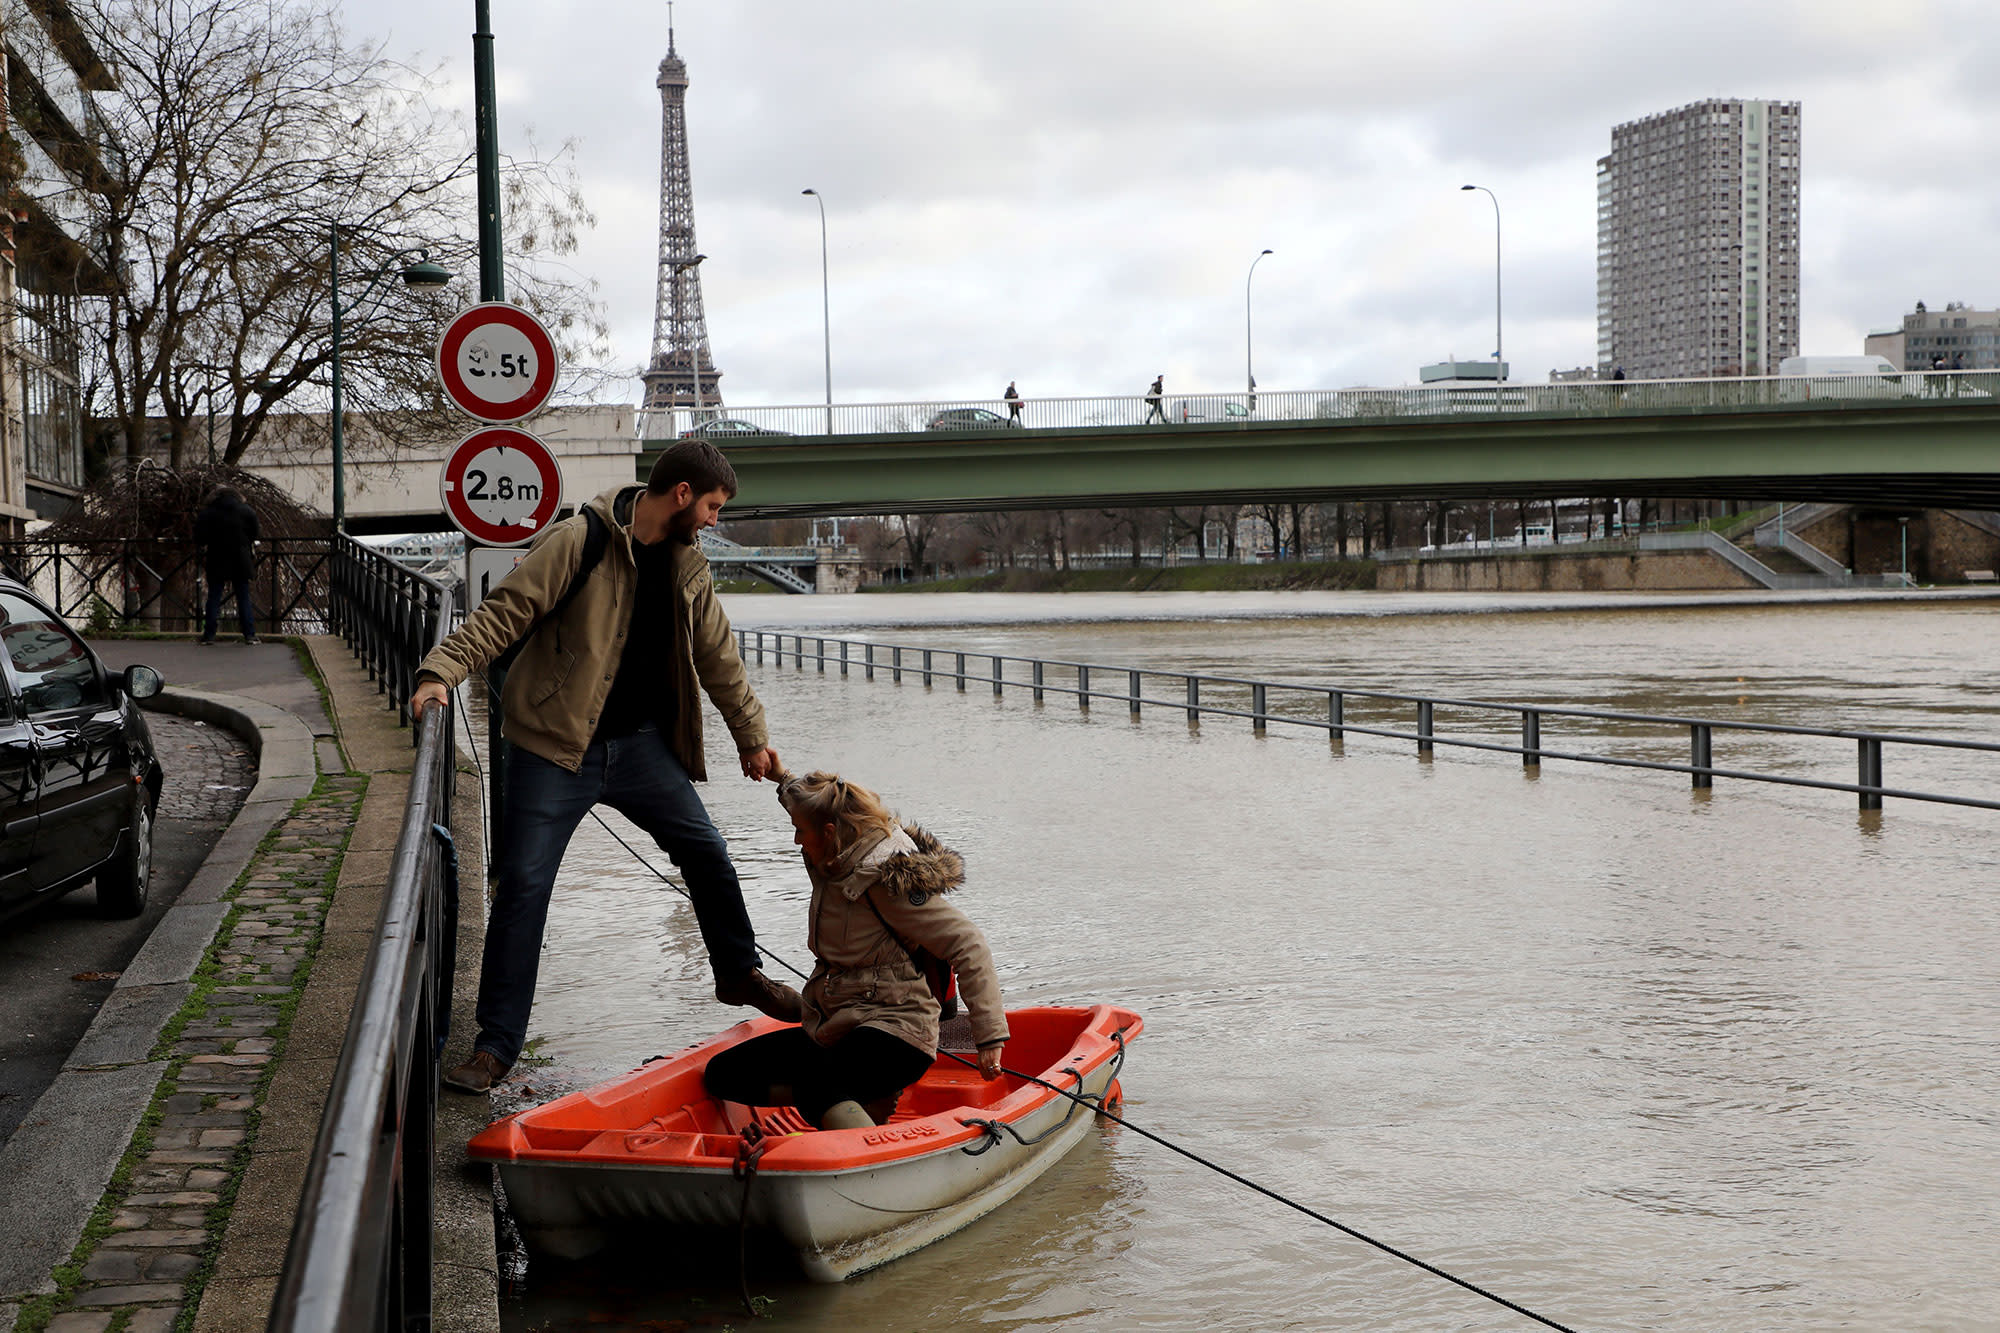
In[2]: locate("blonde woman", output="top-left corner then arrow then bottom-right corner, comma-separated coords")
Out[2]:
703,771 -> 1007,1131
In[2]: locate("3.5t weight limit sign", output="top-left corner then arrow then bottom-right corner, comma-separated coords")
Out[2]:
437,302 -> 560,423
439,427 -> 563,546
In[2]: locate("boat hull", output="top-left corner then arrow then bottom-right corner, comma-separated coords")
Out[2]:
470,1004 -> 1141,1281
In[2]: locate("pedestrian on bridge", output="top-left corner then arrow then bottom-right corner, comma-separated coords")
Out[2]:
1004,380 -> 1022,426
411,439 -> 802,1096
1145,373 -> 1165,423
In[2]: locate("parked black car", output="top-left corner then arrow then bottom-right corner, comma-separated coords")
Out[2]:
0,576 -> 165,925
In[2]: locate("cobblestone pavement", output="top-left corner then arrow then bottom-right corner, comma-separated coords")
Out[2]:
150,715 -> 257,829
23,773 -> 367,1333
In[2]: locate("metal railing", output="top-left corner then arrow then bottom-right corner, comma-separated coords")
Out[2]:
0,537 -> 336,633
330,536 -> 452,730
272,547 -> 458,1333
740,630 -> 2000,814
642,369 -> 2000,440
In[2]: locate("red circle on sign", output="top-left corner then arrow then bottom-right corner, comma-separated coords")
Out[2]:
436,303 -> 560,423
439,427 -> 564,547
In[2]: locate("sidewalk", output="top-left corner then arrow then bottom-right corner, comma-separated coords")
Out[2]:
1,637 -> 496,1333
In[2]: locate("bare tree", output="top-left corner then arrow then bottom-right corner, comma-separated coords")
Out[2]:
69,0 -> 608,473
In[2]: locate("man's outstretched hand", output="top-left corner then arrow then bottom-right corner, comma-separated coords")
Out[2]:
740,745 -> 782,781
411,680 -> 451,719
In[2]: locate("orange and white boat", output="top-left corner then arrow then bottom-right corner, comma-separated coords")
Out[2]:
467,1004 -> 1142,1282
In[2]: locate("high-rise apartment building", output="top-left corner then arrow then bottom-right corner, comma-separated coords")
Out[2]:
1596,99 -> 1799,380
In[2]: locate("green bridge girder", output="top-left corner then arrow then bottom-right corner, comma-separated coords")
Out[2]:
641,398 -> 2000,520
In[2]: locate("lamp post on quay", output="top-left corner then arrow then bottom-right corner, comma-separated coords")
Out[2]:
328,225 -> 453,531
1460,184 -> 1503,380
1246,248 -> 1273,409
802,188 -> 831,433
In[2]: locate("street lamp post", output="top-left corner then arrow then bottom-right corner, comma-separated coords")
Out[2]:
1460,185 -> 1502,380
1900,516 -> 1910,585
1246,248 -> 1272,408
327,224 -> 452,530
802,189 -> 831,433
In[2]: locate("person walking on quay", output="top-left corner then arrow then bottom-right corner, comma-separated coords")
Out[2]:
1004,379 -> 1022,426
1145,373 -> 1165,423
194,485 -> 260,644
410,439 -> 802,1095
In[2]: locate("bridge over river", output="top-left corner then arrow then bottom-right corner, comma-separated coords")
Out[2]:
286,370 -> 2000,534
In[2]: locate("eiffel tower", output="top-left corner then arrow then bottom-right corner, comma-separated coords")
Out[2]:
639,15 -> 721,439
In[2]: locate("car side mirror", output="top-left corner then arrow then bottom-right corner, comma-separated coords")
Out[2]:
123,664 -> 165,700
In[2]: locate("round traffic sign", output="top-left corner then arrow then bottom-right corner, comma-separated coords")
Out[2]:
438,427 -> 564,547
436,302 -> 560,423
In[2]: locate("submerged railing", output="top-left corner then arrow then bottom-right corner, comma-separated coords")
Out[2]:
740,630 -> 2000,814
273,550 -> 458,1333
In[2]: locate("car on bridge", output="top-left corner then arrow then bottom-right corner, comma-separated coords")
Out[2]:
1169,396 -> 1253,423
681,419 -> 796,439
926,407 -> 1010,430
0,576 -> 165,925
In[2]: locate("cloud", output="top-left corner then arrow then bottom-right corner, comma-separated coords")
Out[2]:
340,0 -> 2000,407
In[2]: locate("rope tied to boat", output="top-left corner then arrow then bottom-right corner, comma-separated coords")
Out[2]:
959,1064 -> 1094,1154
731,1124 -> 772,1318
940,1031 -> 1579,1333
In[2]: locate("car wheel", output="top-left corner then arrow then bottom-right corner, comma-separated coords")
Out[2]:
96,791 -> 154,919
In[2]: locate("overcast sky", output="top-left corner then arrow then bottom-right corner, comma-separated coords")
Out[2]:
340,0 -> 1999,408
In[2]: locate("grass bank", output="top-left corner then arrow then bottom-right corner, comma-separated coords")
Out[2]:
866,560 -> 1377,594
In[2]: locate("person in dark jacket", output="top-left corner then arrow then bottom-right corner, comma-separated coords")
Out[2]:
194,487 -> 260,644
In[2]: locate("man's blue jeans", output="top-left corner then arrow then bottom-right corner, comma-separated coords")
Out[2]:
202,575 -> 255,640
473,725 -> 762,1066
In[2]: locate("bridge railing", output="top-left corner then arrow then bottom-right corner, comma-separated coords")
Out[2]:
740,630 -> 2000,815
273,543 -> 458,1333
650,370 -> 2000,440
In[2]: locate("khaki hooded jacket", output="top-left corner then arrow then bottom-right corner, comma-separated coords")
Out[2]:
797,823 -> 1008,1058
414,485 -> 767,778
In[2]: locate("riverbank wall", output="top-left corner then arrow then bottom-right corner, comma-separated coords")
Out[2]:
1377,548 -> 1758,592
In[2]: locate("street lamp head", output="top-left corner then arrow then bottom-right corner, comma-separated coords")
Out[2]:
398,258 -> 453,291
801,188 -> 817,197
1260,248 -> 1273,256
1461,184 -> 1477,191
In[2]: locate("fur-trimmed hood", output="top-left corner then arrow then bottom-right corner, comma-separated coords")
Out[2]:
838,824 -> 964,901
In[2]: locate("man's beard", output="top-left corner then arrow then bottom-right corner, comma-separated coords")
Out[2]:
668,507 -> 702,544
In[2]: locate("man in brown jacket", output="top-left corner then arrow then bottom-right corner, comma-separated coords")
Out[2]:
412,440 -> 799,1094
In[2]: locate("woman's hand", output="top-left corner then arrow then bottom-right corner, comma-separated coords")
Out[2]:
977,1045 -> 1004,1080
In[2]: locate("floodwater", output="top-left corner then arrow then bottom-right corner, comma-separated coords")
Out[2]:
488,591 -> 2000,1332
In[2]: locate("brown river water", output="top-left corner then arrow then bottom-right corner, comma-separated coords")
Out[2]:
484,591 -> 2000,1332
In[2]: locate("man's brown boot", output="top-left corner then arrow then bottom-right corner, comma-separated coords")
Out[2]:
715,968 -> 803,1023
442,1050 -> 510,1094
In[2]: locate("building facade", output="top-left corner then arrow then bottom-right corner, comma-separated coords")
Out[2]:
2,0 -> 119,531
1596,98 -> 1800,380
1871,301 -> 1999,371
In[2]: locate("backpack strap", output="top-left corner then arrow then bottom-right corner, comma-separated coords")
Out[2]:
860,888 -> 959,1020
492,506 -> 609,670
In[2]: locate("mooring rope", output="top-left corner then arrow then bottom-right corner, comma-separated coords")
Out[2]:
940,1040 -> 1581,1333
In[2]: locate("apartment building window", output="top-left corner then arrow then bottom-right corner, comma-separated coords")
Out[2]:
14,287 -> 85,490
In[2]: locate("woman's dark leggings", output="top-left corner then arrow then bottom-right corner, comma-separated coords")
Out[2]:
703,1026 -> 932,1124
